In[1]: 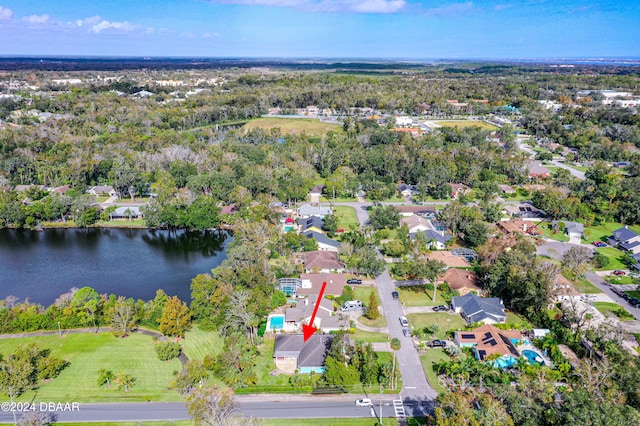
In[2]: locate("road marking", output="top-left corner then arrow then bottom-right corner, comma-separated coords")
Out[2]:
404,386 -> 416,389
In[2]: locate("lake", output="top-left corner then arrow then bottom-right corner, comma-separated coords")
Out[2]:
0,228 -> 230,306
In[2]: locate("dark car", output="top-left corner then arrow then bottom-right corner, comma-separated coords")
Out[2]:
433,305 -> 449,312
347,279 -> 363,285
427,340 -> 447,348
402,328 -> 412,337
391,291 -> 399,299
592,241 -> 607,247
613,270 -> 626,276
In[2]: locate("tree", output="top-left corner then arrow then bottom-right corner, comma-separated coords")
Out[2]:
390,338 -> 401,390
158,296 -> 193,338
463,221 -> 488,248
155,341 -> 182,361
368,205 -> 400,230
17,411 -> 56,426
418,259 -> 447,302
591,252 -> 610,269
186,387 -> 260,426
365,290 -> 379,320
110,296 -> 138,337
97,368 -> 115,388
561,246 -> 592,279
323,214 -> 338,236
114,371 -> 136,392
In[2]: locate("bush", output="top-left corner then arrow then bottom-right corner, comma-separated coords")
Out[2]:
592,252 -> 610,268
203,354 -> 216,370
154,341 -> 182,361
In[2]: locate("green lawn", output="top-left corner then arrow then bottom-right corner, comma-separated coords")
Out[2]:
605,275 -> 639,285
405,313 -> 466,340
0,333 -> 182,403
49,423 -> 193,426
538,224 -> 569,242
97,219 -> 147,228
573,277 -> 602,294
419,349 -> 450,394
333,205 -> 359,230
625,290 -> 640,299
594,247 -> 628,271
320,196 -> 358,202
354,286 -> 381,304
397,287 -> 448,307
593,302 -> 635,321
431,120 -> 497,130
359,315 -> 387,328
242,117 -> 342,136
351,329 -> 390,343
505,312 -> 534,329
181,326 -> 224,361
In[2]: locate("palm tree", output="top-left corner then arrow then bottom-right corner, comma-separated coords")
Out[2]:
115,371 -> 136,392
390,338 -> 401,390
97,368 -> 115,388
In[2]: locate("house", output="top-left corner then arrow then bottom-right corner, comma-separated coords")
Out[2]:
411,230 -> 452,250
109,206 -> 144,220
450,184 -> 470,199
503,203 -> 546,219
400,215 -> 432,233
551,220 -> 584,240
88,185 -> 117,197
454,324 -> 522,362
296,273 -> 348,297
439,269 -> 482,296
303,231 -> 340,252
527,161 -> 551,179
397,183 -> 417,198
395,205 -> 437,219
298,204 -> 332,219
303,251 -> 345,273
428,251 -> 471,268
308,185 -> 324,203
298,217 -> 325,234
608,227 -> 640,255
497,220 -> 540,236
13,184 -> 46,192
284,295 -> 348,333
451,293 -> 507,324
273,334 -> 333,374
498,184 -> 516,195
552,274 -> 580,302
49,185 -> 72,194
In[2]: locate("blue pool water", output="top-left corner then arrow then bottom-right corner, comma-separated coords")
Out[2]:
522,349 -> 545,365
490,355 -> 518,369
267,315 -> 285,331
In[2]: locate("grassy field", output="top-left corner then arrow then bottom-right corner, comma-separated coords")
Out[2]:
320,196 -> 358,202
538,224 -> 569,242
505,312 -> 534,328
333,205 -> 360,230
397,287 -> 448,307
594,247 -> 628,271
181,326 -> 224,361
606,276 -> 639,285
0,333 -> 182,403
593,302 -> 635,321
574,277 -> 602,294
430,120 -> 497,130
351,329 -> 390,343
405,313 -> 466,340
419,349 -> 450,394
242,117 -> 342,136
583,222 -> 640,244
358,315 -> 387,328
35,423 -> 193,426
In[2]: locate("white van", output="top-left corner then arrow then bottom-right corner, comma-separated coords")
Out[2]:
341,300 -> 363,312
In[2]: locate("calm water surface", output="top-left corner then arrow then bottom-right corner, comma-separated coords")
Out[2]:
0,228 -> 229,305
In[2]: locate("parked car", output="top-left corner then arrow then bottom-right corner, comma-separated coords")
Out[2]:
427,340 -> 447,348
355,398 -> 372,407
347,278 -> 362,285
433,305 -> 449,312
399,316 -> 409,327
391,291 -> 399,299
593,241 -> 607,247
402,328 -> 412,337
613,270 -> 626,276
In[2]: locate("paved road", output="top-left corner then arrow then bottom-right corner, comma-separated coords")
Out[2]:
347,202 -> 438,417
518,142 -> 586,180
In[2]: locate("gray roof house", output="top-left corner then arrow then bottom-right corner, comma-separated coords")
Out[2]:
552,220 -> 584,239
608,227 -> 640,255
273,334 -> 333,374
303,231 -> 340,252
411,230 -> 452,250
109,206 -> 144,219
451,293 -> 507,325
298,216 -> 325,232
298,203 -> 332,219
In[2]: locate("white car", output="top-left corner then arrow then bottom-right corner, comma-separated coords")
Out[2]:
399,316 -> 409,327
355,398 -> 372,407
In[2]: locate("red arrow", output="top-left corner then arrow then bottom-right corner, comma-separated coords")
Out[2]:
302,281 -> 327,342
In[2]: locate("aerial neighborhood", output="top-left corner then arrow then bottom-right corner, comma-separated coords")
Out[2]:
1,60 -> 640,425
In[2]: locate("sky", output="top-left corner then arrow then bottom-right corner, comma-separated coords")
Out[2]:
0,0 -> 637,59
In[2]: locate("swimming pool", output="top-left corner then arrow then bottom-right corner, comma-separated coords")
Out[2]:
266,314 -> 285,332
490,354 -> 519,369
522,349 -> 545,365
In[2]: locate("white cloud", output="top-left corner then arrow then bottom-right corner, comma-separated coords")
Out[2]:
202,32 -> 220,38
75,16 -> 102,27
210,0 -> 407,13
74,16 -> 136,33
421,2 -> 475,16
23,14 -> 50,25
0,5 -> 13,21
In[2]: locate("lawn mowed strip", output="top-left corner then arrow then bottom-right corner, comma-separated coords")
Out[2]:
264,420 -> 400,426
333,205 -> 359,230
431,120 -> 497,130
242,117 -> 341,136
397,287 -> 448,307
583,222 -> 640,244
593,247 -> 628,271
405,313 -> 466,340
0,333 -> 182,402
593,302 -> 635,321
181,326 -> 224,361
420,349 -> 450,394
574,277 -> 602,294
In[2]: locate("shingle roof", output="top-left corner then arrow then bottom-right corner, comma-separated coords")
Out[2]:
452,294 -> 506,323
612,227 -> 639,242
303,251 -> 344,271
298,204 -> 332,217
297,273 -> 347,296
303,231 -> 340,248
273,334 -> 333,368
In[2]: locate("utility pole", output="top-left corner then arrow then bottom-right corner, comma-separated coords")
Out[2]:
9,386 -> 16,425
58,321 -> 62,337
379,383 -> 383,425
